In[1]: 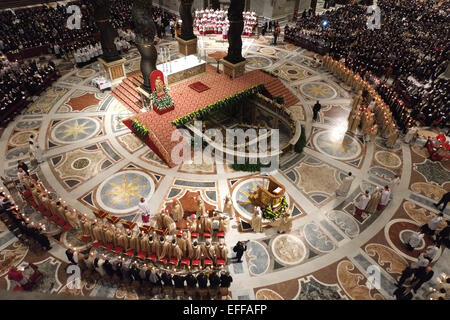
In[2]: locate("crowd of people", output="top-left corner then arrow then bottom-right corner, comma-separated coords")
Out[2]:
152,6 -> 177,39
2,165 -> 237,297
0,0 -> 141,57
67,246 -> 233,299
0,1 -> 97,57
0,191 -> 52,253
0,0 -> 177,126
2,176 -> 235,298
0,57 -> 59,125
195,8 -> 257,37
396,218 -> 449,300
286,0 -> 449,129
74,41 -> 103,68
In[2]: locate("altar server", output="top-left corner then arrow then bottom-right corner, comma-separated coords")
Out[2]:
138,197 -> 151,223
377,186 -> 391,211
354,191 -> 371,217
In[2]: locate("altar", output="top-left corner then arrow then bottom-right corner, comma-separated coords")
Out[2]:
157,55 -> 206,85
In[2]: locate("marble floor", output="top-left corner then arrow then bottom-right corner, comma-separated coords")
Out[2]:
0,33 -> 448,300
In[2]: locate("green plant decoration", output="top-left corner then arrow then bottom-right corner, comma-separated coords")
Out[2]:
131,119 -> 149,138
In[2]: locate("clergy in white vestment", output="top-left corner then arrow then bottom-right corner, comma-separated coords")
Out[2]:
336,172 -> 354,197
423,244 -> 440,261
29,141 -> 43,163
421,213 -> 444,235
138,197 -> 151,223
406,231 -> 424,250
17,168 -> 27,186
389,175 -> 400,193
404,126 -> 418,144
377,186 -> 391,210
354,191 -> 371,216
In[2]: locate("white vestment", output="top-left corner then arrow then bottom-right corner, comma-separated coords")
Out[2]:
336,176 -> 354,196
356,194 -> 371,210
408,232 -> 424,247
138,200 -> 151,216
380,189 -> 391,206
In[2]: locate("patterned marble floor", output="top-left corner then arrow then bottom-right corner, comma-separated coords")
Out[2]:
0,33 -> 448,300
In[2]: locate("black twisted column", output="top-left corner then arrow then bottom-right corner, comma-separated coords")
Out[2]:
92,0 -> 121,62
132,0 -> 158,93
224,0 -> 245,64
211,0 -> 220,10
179,0 -> 197,41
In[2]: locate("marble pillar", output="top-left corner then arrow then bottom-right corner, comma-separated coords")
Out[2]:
211,0 -> 220,10
132,0 -> 158,93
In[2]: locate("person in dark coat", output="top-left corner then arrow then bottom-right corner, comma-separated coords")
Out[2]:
262,22 -> 268,36
149,269 -> 162,288
220,271 -> 233,288
103,259 -> 114,277
65,248 -> 76,264
313,100 -> 322,121
436,223 -> 450,248
36,230 -> 51,250
173,274 -> 186,289
273,24 -> 280,45
434,191 -> 450,212
197,272 -> 208,289
411,266 -> 434,293
396,266 -> 416,287
209,271 -> 220,289
186,272 -> 197,288
114,261 -> 123,280
233,241 -> 247,263
130,263 -> 141,282
161,271 -> 173,287
393,286 -> 413,300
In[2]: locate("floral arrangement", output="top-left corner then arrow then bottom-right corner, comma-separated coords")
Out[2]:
231,161 -> 271,172
131,119 -> 149,138
273,96 -> 285,105
172,84 -> 265,127
262,196 -> 288,221
151,87 -> 174,111
261,69 -> 278,78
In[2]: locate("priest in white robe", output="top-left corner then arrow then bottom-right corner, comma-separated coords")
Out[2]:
354,191 -> 371,217
377,186 -> 391,210
138,197 -> 151,223
336,172 -> 355,197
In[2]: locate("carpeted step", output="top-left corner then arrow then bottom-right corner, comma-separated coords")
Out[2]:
116,86 -> 141,104
125,77 -> 142,89
112,91 -> 141,113
129,76 -> 143,87
121,83 -> 141,101
264,79 -> 299,107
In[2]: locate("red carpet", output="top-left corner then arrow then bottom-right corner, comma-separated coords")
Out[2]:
120,66 -> 299,167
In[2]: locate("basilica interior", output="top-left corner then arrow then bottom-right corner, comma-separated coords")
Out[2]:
0,0 -> 448,301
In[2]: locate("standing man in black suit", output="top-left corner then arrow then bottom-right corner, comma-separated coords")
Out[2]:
233,241 -> 247,263
434,191 -> 450,212
313,100 -> 322,122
